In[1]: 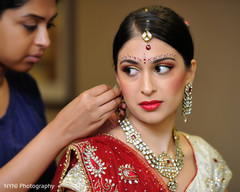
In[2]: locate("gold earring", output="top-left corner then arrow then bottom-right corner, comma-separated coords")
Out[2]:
182,83 -> 193,123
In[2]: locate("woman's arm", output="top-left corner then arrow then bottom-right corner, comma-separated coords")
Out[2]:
0,84 -> 121,192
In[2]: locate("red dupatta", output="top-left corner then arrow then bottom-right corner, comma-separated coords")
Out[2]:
52,134 -> 170,192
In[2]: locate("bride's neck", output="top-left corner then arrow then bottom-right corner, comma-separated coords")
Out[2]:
128,115 -> 176,155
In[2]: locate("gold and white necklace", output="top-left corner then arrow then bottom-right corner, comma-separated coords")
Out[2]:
119,117 -> 184,192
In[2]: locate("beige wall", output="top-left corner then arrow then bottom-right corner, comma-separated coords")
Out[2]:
47,0 -> 240,190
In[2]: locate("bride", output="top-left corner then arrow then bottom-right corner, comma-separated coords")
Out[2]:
52,5 -> 231,192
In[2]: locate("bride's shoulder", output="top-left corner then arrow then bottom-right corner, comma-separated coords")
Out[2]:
179,131 -> 211,149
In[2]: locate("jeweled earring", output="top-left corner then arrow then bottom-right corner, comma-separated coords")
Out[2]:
113,84 -> 126,118
116,97 -> 127,122
182,83 -> 193,123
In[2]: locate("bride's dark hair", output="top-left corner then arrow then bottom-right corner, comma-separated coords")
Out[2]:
113,5 -> 194,71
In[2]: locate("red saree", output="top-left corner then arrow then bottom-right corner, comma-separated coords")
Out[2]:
52,134 -> 170,192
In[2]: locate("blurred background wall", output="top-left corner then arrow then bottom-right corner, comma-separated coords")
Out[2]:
32,0 -> 240,190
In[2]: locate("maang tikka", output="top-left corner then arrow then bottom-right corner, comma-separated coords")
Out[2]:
182,83 -> 193,123
142,8 -> 152,50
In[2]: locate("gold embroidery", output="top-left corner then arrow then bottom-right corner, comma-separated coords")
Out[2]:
60,163 -> 90,191
118,164 -> 139,184
57,143 -> 91,192
59,140 -> 118,192
83,144 -> 107,178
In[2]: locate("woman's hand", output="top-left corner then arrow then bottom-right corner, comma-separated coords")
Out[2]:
94,101 -> 126,134
51,84 -> 122,143
0,84 -> 122,192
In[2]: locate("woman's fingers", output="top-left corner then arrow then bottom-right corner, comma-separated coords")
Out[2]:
87,84 -> 112,97
54,84 -> 122,141
83,85 -> 121,119
97,96 -> 121,119
79,84 -> 121,110
88,94 -> 121,124
96,87 -> 121,107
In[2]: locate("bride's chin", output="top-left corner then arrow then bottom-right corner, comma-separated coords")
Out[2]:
129,114 -> 164,125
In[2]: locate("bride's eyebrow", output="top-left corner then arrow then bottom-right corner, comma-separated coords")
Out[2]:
152,57 -> 176,64
119,55 -> 142,65
148,53 -> 176,63
119,59 -> 139,65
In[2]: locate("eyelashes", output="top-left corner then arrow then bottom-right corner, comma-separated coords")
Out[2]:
122,65 -> 173,76
23,24 -> 37,30
23,22 -> 55,31
47,22 -> 56,29
154,65 -> 172,74
123,67 -> 139,76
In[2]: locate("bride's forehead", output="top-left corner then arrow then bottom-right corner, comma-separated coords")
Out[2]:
120,37 -> 176,53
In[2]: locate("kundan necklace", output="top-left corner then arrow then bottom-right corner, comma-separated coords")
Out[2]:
119,117 -> 184,192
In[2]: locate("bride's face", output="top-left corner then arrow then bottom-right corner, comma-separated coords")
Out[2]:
116,35 -> 195,125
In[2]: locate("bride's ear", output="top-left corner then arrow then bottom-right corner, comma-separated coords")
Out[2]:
186,59 -> 197,83
116,75 -> 120,88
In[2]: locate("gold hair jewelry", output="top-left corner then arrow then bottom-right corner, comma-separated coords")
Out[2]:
142,15 -> 152,50
119,118 -> 184,192
182,83 -> 193,123
142,29 -> 152,42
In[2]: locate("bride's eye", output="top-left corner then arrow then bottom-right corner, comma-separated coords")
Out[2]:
155,65 -> 172,74
123,67 -> 139,76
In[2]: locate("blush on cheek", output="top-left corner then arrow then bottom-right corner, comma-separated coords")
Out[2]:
169,72 -> 187,95
118,76 -> 132,101
119,81 -> 129,99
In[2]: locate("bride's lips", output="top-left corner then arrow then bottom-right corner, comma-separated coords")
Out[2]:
139,100 -> 163,111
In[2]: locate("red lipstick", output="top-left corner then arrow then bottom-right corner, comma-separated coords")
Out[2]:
139,100 -> 162,111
